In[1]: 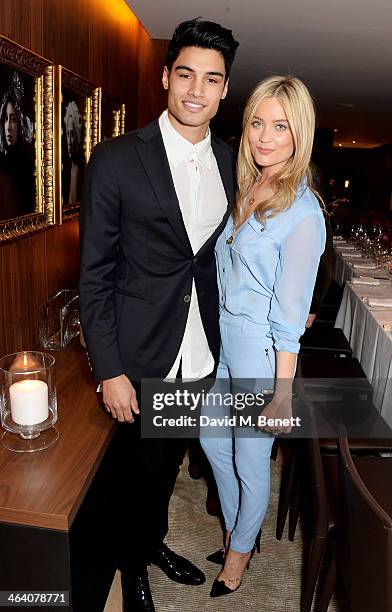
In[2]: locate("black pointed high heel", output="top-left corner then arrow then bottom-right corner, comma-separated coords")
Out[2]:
210,576 -> 243,597
206,548 -> 226,565
209,558 -> 250,598
207,528 -> 261,565
209,547 -> 255,598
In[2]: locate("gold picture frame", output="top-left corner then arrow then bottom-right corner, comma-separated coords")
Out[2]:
0,36 -> 54,243
100,91 -> 126,141
55,66 -> 100,223
119,103 -> 126,136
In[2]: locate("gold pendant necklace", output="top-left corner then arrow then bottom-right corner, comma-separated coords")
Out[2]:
226,222 -> 239,245
226,174 -> 261,245
247,172 -> 262,208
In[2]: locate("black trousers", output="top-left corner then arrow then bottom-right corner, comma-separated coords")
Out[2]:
107,369 -> 214,574
109,417 -> 187,573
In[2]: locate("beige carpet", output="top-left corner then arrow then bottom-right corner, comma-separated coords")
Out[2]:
104,453 -> 350,612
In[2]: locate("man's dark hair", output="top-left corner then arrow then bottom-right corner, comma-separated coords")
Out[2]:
166,18 -> 239,81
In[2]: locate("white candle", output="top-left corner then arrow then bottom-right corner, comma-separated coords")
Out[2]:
10,379 -> 49,425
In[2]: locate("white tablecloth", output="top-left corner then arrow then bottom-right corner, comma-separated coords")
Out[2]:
335,281 -> 392,425
334,250 -> 355,285
334,241 -> 380,285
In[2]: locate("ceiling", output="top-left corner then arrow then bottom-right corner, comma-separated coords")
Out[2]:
127,0 -> 392,148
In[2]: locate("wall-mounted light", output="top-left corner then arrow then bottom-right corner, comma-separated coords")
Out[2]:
96,0 -> 139,26
338,143 -> 342,147
344,180 -> 350,189
352,140 -> 356,144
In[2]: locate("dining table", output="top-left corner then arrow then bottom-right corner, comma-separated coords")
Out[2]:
333,238 -> 383,285
334,238 -> 392,426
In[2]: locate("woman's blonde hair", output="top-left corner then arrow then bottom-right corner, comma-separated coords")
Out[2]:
233,75 -> 322,226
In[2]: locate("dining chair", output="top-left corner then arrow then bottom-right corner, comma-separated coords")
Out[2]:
296,434 -> 338,612
300,325 -> 352,357
315,435 -> 392,612
276,353 -> 391,542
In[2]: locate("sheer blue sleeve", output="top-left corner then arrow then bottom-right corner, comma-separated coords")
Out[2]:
268,212 -> 326,353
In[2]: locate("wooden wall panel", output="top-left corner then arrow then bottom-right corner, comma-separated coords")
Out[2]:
0,0 -> 150,357
118,16 -> 140,130
0,232 -> 47,355
88,1 -> 116,93
46,222 -> 80,299
1,0 -> 44,54
43,0 -> 90,77
137,32 -> 169,128
0,1 -> 173,357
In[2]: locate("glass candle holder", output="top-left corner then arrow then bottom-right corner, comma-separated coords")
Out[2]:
0,351 -> 58,452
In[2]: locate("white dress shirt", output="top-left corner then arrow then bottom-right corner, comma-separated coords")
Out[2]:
159,110 -> 228,380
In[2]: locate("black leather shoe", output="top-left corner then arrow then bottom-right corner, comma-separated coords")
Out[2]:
121,569 -> 156,612
151,543 -> 206,585
188,460 -> 203,479
206,492 -> 221,516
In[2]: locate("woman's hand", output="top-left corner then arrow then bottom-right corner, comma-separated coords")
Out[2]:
305,313 -> 317,328
257,394 -> 293,435
258,350 -> 296,434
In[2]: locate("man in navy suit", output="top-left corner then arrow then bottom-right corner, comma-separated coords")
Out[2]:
80,18 -> 239,612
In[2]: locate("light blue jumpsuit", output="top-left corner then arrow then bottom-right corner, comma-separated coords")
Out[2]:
200,184 -> 326,553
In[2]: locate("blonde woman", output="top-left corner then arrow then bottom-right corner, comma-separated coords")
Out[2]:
200,75 -> 326,597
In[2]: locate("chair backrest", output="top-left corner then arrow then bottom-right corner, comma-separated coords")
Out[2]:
304,437 -> 330,538
289,382 -> 328,536
295,394 -> 330,539
338,436 -> 392,612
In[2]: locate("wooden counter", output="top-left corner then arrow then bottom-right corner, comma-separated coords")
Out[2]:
0,340 -> 115,530
0,340 -> 117,611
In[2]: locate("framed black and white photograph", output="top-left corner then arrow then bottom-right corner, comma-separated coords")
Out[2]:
56,66 -> 100,221
0,36 -> 54,242
100,91 -> 126,141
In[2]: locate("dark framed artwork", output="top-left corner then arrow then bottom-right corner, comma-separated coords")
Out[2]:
100,91 -> 126,141
55,66 -> 100,222
0,36 -> 55,242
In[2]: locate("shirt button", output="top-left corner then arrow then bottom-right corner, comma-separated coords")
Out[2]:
226,236 -> 233,245
183,294 -> 191,303
260,227 -> 264,232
